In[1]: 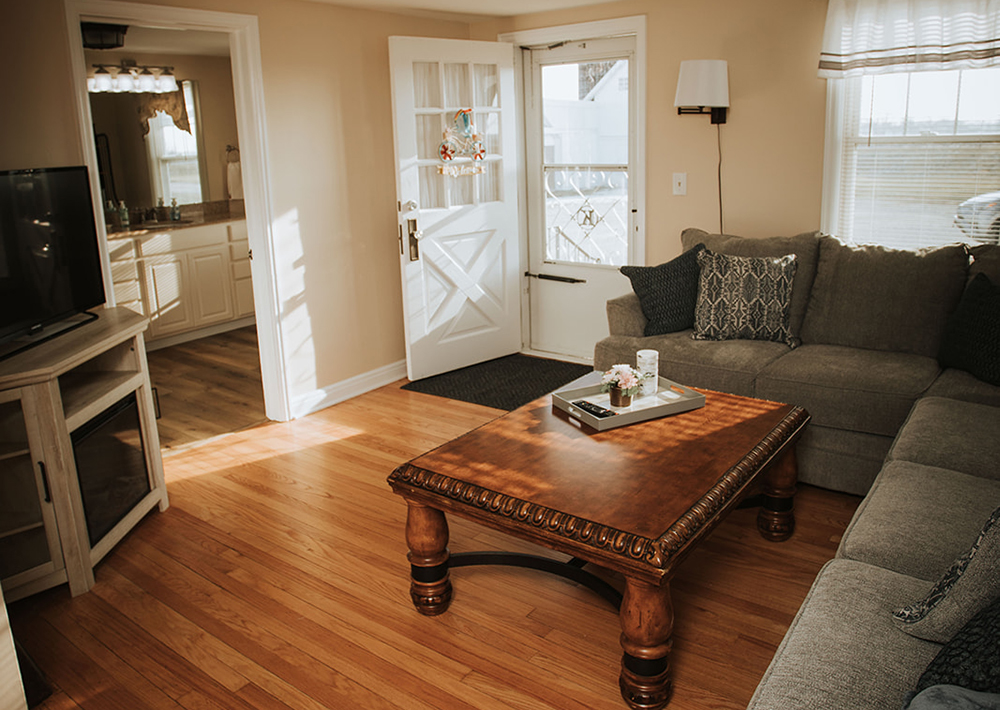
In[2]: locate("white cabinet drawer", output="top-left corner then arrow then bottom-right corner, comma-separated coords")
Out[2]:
231,260 -> 252,280
227,220 -> 248,242
110,260 -> 139,284
107,238 -> 135,262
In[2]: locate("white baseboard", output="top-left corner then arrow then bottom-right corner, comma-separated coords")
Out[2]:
290,359 -> 408,419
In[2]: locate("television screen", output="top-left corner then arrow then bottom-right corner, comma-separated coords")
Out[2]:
0,166 -> 106,345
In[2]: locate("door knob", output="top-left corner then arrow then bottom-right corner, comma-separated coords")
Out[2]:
403,199 -> 418,212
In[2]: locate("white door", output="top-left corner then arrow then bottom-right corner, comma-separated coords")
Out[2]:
389,37 -> 522,381
525,37 -> 640,361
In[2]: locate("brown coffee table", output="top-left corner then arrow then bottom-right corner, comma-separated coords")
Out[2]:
387,381 -> 809,709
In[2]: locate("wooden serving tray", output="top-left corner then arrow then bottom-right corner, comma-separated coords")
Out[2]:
551,372 -> 706,431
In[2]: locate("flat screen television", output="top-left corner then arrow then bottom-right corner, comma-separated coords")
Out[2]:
0,166 -> 106,350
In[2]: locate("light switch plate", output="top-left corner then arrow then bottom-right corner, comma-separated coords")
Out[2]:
673,173 -> 687,196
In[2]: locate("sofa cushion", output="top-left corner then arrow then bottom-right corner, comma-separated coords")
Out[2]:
605,292 -> 647,337
692,250 -> 797,346
681,228 -> 819,338
838,461 -> 1000,582
893,506 -> 1000,643
800,237 -> 968,357
912,596 -> 1000,696
925,369 -> 1000,408
620,244 -> 705,336
939,273 -> 1000,387
593,330 -> 788,397
754,344 -> 940,437
795,425 -> 893,495
888,397 -> 1000,481
746,559 -> 939,710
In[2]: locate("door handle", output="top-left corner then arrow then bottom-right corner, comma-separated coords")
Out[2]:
525,271 -> 587,284
407,218 -> 422,261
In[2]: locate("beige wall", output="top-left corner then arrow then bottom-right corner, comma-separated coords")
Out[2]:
86,50 -> 240,206
473,0 -> 829,264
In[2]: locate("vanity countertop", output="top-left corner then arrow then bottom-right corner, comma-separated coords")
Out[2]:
108,213 -> 244,237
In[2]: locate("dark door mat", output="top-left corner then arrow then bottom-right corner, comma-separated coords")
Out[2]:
402,354 -> 593,411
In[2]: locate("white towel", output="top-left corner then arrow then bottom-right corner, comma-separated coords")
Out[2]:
227,161 -> 244,200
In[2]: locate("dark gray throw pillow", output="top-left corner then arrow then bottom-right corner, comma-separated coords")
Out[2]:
692,250 -> 798,346
939,273 -> 1000,387
620,243 -> 705,336
912,595 -> 1000,697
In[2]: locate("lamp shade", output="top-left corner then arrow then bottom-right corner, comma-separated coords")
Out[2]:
674,60 -> 729,108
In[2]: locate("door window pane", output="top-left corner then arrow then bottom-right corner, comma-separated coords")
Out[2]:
474,64 -> 499,107
478,160 -> 503,204
542,60 -> 628,165
545,168 -> 628,264
443,63 -> 471,108
413,62 -> 441,108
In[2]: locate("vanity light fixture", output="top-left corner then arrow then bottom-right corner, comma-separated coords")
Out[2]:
87,61 -> 178,94
674,60 -> 729,124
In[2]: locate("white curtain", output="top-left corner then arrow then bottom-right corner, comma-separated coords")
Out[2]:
819,0 -> 1000,76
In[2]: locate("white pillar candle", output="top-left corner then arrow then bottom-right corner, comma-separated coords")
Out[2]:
636,349 -> 659,396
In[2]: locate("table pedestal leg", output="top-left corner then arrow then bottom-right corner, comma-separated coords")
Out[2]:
405,500 -> 452,615
619,577 -> 673,710
757,448 -> 798,541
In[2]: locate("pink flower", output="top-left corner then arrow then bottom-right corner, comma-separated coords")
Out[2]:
601,364 -> 644,395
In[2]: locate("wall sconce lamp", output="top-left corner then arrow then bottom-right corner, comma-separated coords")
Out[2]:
674,60 -> 729,124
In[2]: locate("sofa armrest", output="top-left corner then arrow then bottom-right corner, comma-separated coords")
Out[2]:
607,293 -> 646,337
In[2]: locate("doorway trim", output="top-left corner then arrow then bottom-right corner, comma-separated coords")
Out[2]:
499,16 -> 646,360
64,0 -> 291,421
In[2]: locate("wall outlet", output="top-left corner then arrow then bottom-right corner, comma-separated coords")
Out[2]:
673,172 -> 687,196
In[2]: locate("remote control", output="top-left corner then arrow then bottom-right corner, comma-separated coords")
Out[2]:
571,400 -> 618,418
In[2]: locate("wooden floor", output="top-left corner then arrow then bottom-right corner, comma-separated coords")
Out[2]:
145,326 -> 266,452
9,372 -> 861,710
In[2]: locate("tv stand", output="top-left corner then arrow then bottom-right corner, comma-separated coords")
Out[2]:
0,311 -> 100,363
0,307 -> 167,601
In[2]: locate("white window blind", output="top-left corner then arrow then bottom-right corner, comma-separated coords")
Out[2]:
820,0 -> 1000,249
827,67 -> 1000,249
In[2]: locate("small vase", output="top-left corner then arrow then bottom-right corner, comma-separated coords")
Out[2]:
609,386 -> 632,408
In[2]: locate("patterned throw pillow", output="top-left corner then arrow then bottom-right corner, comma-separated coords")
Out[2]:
692,250 -> 798,346
939,273 -> 1000,386
893,506 -> 1000,643
911,596 -> 1000,697
620,244 -> 706,336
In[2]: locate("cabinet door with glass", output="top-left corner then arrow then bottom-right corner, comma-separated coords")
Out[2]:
0,389 -> 64,590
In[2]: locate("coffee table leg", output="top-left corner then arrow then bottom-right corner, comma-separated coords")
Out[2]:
405,500 -> 452,615
757,448 -> 798,541
619,577 -> 673,710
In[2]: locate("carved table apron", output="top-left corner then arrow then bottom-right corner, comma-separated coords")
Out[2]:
387,388 -> 809,709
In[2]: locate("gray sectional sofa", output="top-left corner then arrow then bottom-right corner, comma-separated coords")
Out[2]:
595,230 -> 1000,709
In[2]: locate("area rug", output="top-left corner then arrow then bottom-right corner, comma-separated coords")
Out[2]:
402,353 -> 593,411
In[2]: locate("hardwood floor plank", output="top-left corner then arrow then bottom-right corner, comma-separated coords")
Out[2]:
8,343 -> 862,710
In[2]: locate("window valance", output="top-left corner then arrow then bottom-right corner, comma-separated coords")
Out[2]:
819,0 -> 1000,77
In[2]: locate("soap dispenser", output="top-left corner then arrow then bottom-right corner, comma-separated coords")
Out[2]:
170,198 -> 180,221
118,200 -> 130,230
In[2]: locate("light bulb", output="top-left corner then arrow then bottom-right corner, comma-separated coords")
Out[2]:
137,68 -> 156,93
92,67 -> 113,92
114,69 -> 136,93
156,69 -> 178,93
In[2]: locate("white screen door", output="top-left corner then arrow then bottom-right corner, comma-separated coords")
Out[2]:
525,37 -> 640,361
389,37 -> 521,381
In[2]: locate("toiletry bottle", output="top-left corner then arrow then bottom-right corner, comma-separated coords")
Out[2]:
170,198 -> 180,221
118,200 -> 130,230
